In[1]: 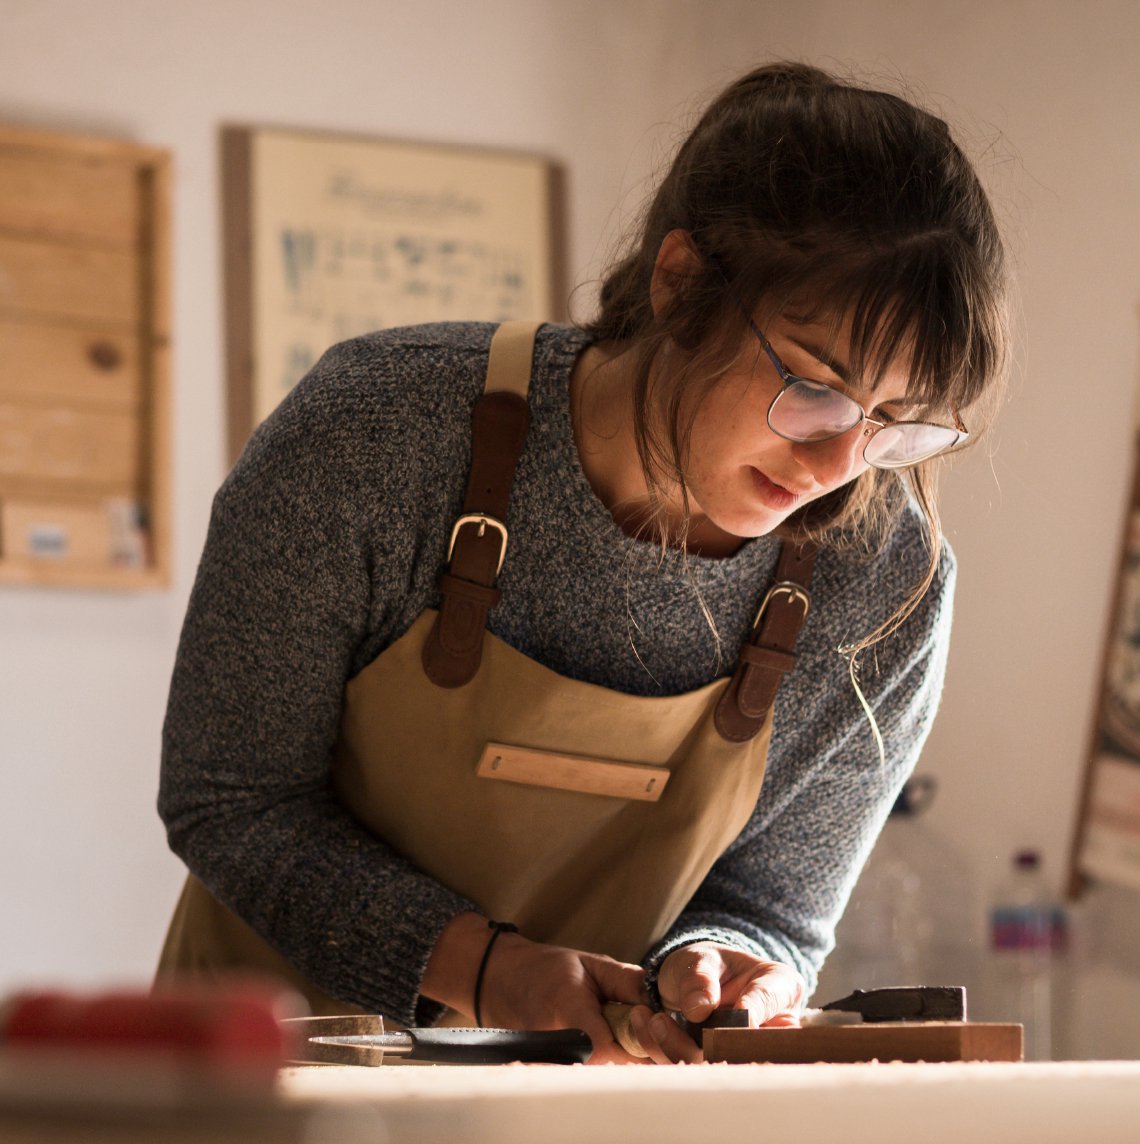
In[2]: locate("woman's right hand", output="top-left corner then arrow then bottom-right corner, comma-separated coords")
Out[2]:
421,912 -> 650,1062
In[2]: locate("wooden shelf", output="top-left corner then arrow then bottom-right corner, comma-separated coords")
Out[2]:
0,124 -> 171,590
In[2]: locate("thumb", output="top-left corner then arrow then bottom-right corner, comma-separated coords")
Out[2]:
661,944 -> 725,1022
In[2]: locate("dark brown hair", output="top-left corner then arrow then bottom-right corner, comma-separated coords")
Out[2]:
583,62 -> 1010,647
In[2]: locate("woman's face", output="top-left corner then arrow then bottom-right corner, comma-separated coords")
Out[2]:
676,312 -> 913,547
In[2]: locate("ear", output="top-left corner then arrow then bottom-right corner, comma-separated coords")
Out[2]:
649,229 -> 702,318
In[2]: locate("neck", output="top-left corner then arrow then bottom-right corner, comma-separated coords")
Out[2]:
569,342 -> 742,558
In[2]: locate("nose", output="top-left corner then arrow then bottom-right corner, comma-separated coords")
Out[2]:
792,424 -> 869,488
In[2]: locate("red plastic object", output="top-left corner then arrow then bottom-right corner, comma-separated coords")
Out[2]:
3,985 -> 293,1069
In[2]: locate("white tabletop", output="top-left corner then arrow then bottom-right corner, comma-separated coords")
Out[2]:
280,1059 -> 1140,1144
4,1058 -> 1137,1143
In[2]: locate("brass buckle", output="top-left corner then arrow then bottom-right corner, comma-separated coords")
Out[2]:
752,581 -> 811,629
446,513 -> 509,575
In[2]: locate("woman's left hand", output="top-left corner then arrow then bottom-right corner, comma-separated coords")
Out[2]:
628,941 -> 808,1064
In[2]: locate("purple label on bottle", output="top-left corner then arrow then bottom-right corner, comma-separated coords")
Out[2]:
991,907 -> 1068,952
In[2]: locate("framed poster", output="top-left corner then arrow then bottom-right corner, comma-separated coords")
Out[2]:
1071,443 -> 1140,893
222,126 -> 564,461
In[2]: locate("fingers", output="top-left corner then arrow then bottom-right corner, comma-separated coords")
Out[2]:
658,943 -> 808,1030
629,1005 -> 702,1065
577,1005 -> 645,1063
589,954 -> 654,1008
735,961 -> 807,1026
659,943 -> 725,1022
759,1012 -> 800,1027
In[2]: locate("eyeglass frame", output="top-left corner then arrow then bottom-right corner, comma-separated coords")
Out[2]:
741,311 -> 969,470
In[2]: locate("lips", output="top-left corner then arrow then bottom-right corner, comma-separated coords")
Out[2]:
750,467 -> 807,510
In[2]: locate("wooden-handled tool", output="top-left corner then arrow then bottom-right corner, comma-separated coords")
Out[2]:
603,1002 -> 650,1058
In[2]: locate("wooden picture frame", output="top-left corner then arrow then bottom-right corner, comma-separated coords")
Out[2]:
0,125 -> 171,589
221,126 -> 564,462
1070,434 -> 1140,893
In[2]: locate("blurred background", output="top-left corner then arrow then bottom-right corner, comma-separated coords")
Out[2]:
0,0 -> 1137,1060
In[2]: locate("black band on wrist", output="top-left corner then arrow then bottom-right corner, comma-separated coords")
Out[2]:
473,919 -> 519,1028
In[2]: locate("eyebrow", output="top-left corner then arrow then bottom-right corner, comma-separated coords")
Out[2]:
784,334 -> 851,384
782,332 -> 919,411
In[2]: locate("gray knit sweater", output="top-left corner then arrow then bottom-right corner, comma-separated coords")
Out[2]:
158,322 -> 954,1027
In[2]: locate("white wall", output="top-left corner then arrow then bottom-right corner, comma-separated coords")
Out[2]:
1,0 -> 1137,1058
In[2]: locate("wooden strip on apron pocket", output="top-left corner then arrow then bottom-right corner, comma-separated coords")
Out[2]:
476,742 -> 670,802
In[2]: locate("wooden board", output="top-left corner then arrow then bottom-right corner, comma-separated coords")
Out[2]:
0,234 -> 138,326
704,1022 -> 1023,1064
0,498 -> 146,570
0,139 -> 141,243
0,123 -> 170,588
0,403 -> 140,486
0,319 -> 140,410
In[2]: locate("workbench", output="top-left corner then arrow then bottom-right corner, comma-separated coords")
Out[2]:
3,1059 -> 1139,1143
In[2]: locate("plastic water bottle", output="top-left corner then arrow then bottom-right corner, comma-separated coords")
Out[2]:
815,776 -> 940,995
989,849 -> 1067,1060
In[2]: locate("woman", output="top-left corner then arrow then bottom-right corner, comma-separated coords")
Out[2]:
157,62 -> 1009,1065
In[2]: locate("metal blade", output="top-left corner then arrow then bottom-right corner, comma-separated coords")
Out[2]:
283,1014 -> 391,1065
304,1032 -> 414,1065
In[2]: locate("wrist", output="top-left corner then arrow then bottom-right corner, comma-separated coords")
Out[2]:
421,911 -> 525,1021
473,920 -> 520,1027
421,910 -> 490,1015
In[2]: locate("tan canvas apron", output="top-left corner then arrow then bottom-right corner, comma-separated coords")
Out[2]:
158,323 -> 814,1020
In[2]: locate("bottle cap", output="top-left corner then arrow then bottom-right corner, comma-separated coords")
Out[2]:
890,775 -> 937,817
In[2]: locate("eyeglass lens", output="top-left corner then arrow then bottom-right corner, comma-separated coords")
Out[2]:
769,380 -> 960,469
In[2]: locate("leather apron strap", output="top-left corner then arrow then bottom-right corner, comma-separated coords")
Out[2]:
422,321 -> 536,688
715,539 -> 817,740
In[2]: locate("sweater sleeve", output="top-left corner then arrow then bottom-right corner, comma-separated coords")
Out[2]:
643,542 -> 956,999
157,343 -> 474,1027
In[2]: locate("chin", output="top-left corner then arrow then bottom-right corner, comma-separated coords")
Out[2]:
703,507 -> 788,545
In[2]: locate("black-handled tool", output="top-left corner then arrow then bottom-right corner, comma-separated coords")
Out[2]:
284,1015 -> 592,1066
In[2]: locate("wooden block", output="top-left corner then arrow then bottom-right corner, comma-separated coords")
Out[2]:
0,319 -> 140,410
0,234 -> 138,326
476,742 -> 670,801
0,403 -> 139,487
703,1022 -> 1024,1064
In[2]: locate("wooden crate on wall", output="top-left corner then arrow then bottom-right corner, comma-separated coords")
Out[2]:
0,125 -> 170,588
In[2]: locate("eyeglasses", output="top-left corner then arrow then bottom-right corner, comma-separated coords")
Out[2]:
744,315 -> 968,470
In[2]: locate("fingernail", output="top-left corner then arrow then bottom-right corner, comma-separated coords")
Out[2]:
651,1014 -> 671,1045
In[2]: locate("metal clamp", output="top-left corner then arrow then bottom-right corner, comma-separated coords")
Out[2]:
446,513 -> 509,576
752,581 -> 811,629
